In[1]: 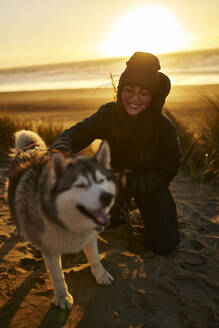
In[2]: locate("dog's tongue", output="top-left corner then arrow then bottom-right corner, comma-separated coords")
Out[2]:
90,209 -> 109,225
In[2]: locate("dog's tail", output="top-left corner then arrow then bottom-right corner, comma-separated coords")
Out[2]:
14,129 -> 47,153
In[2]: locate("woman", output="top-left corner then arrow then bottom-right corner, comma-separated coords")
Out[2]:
50,52 -> 181,255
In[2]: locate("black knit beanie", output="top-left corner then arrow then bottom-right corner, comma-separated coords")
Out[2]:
118,52 -> 161,95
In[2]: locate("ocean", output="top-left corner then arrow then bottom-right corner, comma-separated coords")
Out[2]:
0,48 -> 219,92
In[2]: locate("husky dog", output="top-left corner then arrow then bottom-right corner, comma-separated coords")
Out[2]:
8,130 -> 116,309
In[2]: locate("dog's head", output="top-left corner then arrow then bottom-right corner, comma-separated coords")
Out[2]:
51,142 -> 116,233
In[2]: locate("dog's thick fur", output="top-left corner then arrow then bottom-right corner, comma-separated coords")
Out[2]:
8,130 -> 116,309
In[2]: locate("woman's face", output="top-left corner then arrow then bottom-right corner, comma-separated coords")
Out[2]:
121,85 -> 152,116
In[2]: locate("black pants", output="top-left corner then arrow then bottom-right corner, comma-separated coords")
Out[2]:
110,185 -> 179,255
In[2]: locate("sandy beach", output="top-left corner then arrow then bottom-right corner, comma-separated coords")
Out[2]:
0,166 -> 219,328
0,84 -> 219,327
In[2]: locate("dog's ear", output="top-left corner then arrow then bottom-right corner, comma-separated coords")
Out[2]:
94,141 -> 111,169
51,152 -> 67,180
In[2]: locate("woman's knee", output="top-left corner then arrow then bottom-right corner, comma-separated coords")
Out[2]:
135,188 -> 179,254
143,228 -> 180,255
143,216 -> 180,255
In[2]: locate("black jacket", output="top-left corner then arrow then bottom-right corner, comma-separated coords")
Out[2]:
51,100 -> 181,198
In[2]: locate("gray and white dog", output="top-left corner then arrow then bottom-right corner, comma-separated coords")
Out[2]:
8,130 -> 116,309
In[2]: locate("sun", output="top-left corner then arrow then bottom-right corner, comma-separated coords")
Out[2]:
100,6 -> 188,56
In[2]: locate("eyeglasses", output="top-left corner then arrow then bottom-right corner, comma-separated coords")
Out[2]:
122,85 -> 152,99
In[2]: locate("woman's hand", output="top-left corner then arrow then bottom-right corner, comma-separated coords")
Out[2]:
115,173 -> 127,189
120,174 -> 127,188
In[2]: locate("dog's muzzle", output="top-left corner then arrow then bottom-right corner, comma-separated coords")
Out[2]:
99,191 -> 114,208
77,191 -> 115,230
76,204 -> 110,226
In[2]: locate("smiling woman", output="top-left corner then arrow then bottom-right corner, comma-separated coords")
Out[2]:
100,6 -> 188,56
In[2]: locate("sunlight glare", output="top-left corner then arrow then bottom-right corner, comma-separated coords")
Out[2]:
100,6 -> 188,56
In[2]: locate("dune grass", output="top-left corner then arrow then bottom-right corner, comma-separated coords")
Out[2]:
165,94 -> 219,183
0,115 -> 95,158
200,95 -> 219,182
0,115 -> 64,155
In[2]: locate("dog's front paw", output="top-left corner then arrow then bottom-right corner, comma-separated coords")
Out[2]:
54,292 -> 74,310
93,266 -> 114,285
97,269 -> 114,285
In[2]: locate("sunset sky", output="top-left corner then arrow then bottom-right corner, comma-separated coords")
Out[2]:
1,0 -> 219,68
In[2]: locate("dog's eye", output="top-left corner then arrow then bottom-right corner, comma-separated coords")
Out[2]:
74,183 -> 87,188
97,178 -> 104,184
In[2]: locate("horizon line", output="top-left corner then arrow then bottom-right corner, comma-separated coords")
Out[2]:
1,46 -> 219,72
